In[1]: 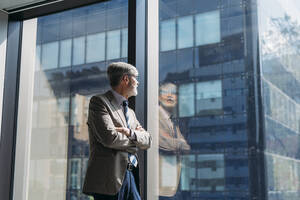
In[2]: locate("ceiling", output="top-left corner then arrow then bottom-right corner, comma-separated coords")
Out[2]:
0,0 -> 55,13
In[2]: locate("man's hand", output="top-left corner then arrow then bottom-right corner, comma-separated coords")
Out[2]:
116,125 -> 145,138
135,125 -> 145,132
115,127 -> 130,137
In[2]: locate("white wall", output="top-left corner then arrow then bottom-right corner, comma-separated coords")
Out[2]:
0,11 -> 8,141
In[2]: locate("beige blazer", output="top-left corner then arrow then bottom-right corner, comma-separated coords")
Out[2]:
82,91 -> 152,195
158,105 -> 190,197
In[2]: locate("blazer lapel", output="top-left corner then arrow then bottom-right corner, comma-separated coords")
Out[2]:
105,91 -> 127,127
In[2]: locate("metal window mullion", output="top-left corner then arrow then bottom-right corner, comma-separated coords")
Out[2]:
13,19 -> 38,200
145,0 -> 159,199
0,19 -> 23,200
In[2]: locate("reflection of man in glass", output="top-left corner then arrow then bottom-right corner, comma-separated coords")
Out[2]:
83,62 -> 152,200
159,83 -> 190,199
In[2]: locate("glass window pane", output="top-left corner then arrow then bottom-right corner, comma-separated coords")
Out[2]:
196,80 -> 223,115
35,45 -> 41,71
177,48 -> 193,72
159,51 -> 177,82
158,0 -> 253,199
160,155 -> 179,187
195,10 -> 220,46
60,39 -> 72,67
180,155 -> 196,191
197,80 -> 222,99
179,83 -> 195,117
59,11 -> 72,39
86,4 -> 106,34
178,15 -> 193,49
121,28 -> 128,58
41,21 -> 59,42
20,1 -> 129,200
197,154 -> 225,191
86,32 -> 105,63
72,36 -> 85,65
72,8 -> 87,37
41,41 -> 59,69
177,0 -> 196,16
160,19 -> 176,51
106,1 -> 122,30
159,0 -> 177,20
107,30 -> 121,60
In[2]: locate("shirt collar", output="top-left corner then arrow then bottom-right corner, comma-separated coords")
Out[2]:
110,89 -> 127,106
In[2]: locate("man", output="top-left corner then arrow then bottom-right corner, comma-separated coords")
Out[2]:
158,83 -> 190,198
83,62 -> 152,200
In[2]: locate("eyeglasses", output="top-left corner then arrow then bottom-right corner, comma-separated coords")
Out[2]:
127,74 -> 139,81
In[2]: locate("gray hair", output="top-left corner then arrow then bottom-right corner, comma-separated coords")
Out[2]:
107,62 -> 138,87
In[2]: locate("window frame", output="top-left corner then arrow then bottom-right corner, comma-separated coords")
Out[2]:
1,1 -> 142,200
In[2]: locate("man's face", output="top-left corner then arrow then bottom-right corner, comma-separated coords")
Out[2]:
127,74 -> 139,97
159,83 -> 177,108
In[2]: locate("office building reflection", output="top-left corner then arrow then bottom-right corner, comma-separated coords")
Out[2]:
259,0 -> 300,199
159,0 -> 249,199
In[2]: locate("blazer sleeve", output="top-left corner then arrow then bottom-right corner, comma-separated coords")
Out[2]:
130,110 -> 152,150
87,96 -> 136,150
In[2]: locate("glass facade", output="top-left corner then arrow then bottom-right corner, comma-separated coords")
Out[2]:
159,0 -> 251,199
27,1 -> 128,200
8,0 -> 300,200
258,0 -> 300,199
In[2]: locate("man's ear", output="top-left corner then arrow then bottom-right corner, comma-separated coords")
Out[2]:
120,75 -> 125,82
123,75 -> 129,84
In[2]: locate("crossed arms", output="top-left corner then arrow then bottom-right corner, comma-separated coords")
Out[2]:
87,96 -> 152,151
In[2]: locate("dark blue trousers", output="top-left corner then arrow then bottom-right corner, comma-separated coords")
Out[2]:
93,170 -> 141,200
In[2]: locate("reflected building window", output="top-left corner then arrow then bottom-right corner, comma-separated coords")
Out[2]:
178,15 -> 193,49
42,41 -> 59,69
180,155 -> 196,191
107,29 -> 121,60
178,83 -> 195,117
121,28 -> 128,58
196,154 -> 225,191
177,48 -> 193,72
86,32 -> 105,63
72,36 -> 85,65
196,80 -> 222,115
160,9 -> 220,53
72,9 -> 87,37
178,80 -> 223,118
195,10 -> 220,46
160,19 -> 176,51
39,27 -> 128,70
181,153 -> 225,192
59,39 -> 72,67
70,159 -> 81,190
86,4 -> 106,34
